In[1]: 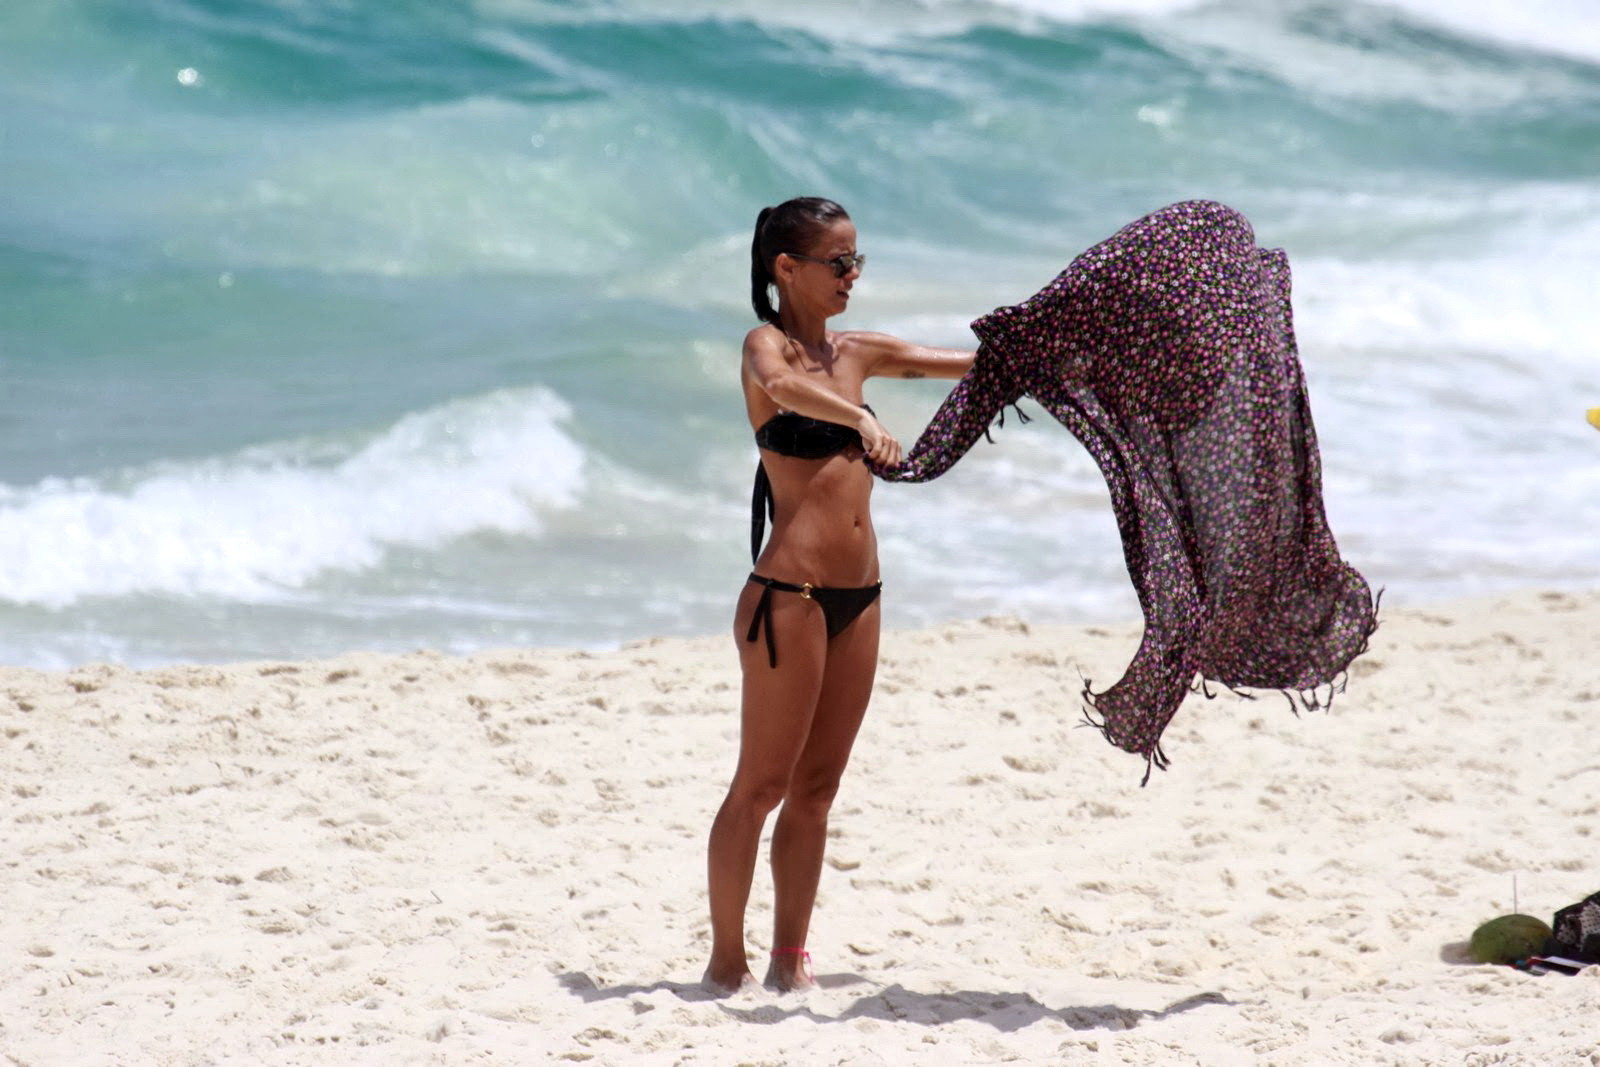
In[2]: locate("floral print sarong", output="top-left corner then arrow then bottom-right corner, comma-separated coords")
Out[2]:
873,201 -> 1378,781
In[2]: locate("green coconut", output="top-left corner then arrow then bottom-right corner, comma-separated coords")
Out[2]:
1468,914 -> 1553,964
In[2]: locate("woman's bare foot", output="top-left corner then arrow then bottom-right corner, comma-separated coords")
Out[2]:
700,965 -> 760,997
763,949 -> 816,993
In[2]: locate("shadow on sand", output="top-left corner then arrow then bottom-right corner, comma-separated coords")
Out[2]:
558,971 -> 1233,1033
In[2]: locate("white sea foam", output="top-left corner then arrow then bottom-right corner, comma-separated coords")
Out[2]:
972,0 -> 1600,64
1289,187 -> 1599,374
1374,0 -> 1600,64
1139,4 -> 1596,111
966,0 -> 1211,19
0,388 -> 585,608
478,0 -> 1210,51
482,0 -> 1600,63
1298,257 -> 1594,379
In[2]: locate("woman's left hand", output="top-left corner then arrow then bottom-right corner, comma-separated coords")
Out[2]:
857,412 -> 902,468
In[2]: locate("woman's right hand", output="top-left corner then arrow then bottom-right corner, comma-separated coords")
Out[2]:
857,413 -> 902,468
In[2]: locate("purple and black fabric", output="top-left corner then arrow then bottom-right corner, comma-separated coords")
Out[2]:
871,200 -> 1378,781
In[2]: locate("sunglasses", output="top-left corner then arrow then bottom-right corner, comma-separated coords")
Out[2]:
785,252 -> 866,278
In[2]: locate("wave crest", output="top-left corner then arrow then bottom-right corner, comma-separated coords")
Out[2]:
0,387 -> 585,607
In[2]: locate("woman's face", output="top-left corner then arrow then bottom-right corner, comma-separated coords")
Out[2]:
783,217 -> 861,318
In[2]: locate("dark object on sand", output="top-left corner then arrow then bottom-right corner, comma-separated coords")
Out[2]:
1549,892 -> 1600,963
1469,914 -> 1554,965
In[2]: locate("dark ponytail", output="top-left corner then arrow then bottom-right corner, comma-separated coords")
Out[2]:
749,197 -> 850,325
750,206 -> 779,326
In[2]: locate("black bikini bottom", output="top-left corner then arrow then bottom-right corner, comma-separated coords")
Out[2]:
745,573 -> 883,669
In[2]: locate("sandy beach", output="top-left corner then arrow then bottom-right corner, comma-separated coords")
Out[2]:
4,587 -> 1598,1065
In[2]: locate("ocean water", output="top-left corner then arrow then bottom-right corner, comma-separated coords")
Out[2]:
2,0 -> 1597,668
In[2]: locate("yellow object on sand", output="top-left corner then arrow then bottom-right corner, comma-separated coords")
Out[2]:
1588,408 -> 1600,431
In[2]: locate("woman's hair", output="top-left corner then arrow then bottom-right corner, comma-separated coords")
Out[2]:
750,197 -> 850,325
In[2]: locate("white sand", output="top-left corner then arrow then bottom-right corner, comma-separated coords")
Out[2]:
4,588 -> 1599,1065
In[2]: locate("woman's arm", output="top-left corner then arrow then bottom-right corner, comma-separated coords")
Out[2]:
855,332 -> 976,381
743,328 -> 902,466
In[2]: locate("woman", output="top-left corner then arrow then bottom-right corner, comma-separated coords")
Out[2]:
702,197 -> 974,995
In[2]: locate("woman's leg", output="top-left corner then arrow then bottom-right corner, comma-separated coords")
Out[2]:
704,581 -> 829,992
765,598 -> 881,990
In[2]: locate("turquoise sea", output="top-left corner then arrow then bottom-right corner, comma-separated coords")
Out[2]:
3,0 -> 1598,667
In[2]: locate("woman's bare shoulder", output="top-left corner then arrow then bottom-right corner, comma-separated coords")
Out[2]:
744,323 -> 787,355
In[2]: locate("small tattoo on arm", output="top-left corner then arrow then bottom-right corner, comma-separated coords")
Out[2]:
901,370 -> 926,379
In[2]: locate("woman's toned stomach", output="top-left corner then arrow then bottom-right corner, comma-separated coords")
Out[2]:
755,452 -> 879,586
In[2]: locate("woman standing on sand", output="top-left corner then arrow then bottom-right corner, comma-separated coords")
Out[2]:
703,198 -> 973,994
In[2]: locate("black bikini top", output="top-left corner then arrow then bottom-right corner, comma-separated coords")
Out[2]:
754,407 -> 869,459
750,405 -> 873,562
